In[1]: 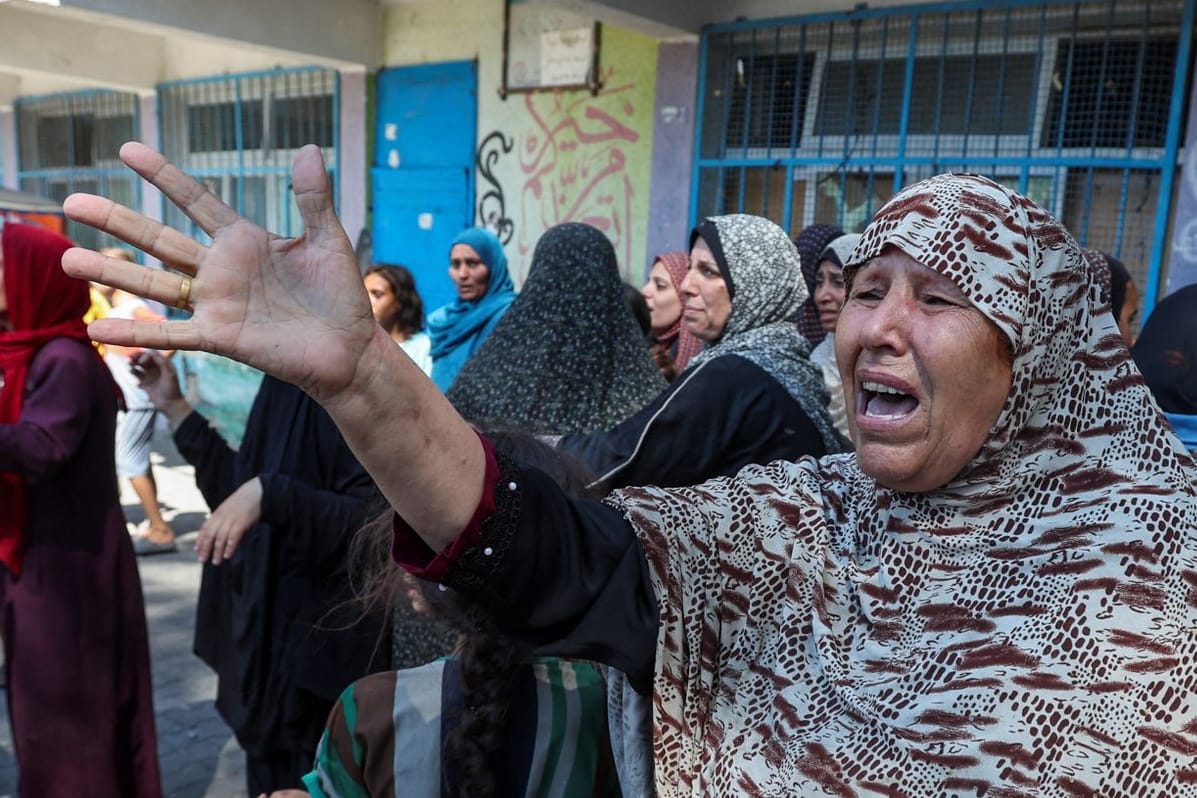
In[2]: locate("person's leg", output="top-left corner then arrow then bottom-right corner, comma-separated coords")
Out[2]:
127,470 -> 174,543
116,408 -> 175,546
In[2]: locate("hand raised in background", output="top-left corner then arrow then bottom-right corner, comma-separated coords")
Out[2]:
61,142 -> 377,405
64,141 -> 487,552
195,476 -> 262,566
129,349 -> 194,429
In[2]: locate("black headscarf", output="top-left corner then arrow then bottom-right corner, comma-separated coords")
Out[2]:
447,223 -> 666,434
1106,253 -> 1132,320
1132,283 -> 1197,415
792,224 -> 845,345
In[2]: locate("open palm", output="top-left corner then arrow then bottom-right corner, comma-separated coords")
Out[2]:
61,142 -> 377,402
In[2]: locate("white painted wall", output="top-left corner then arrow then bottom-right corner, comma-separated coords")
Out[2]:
136,93 -> 164,266
0,0 -> 377,103
384,0 -> 503,82
56,0 -> 382,68
491,0 -> 921,36
1,108 -> 16,189
0,4 -> 165,95
340,70 -> 369,247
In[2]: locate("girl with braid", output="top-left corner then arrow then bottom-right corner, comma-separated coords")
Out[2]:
264,432 -> 620,798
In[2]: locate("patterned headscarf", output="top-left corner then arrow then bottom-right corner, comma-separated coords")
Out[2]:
819,232 -> 861,272
447,223 -> 665,435
685,214 -> 844,454
793,223 -> 845,344
427,228 -> 517,391
0,224 -> 103,574
1081,247 -> 1113,310
650,251 -> 704,374
611,175 -> 1197,795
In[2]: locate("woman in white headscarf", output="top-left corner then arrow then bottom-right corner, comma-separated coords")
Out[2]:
68,145 -> 1197,796
557,214 -> 847,492
807,232 -> 860,440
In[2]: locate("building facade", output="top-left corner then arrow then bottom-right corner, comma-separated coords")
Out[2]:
2,0 -> 1194,435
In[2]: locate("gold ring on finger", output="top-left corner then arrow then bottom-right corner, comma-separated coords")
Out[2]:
175,276 -> 193,310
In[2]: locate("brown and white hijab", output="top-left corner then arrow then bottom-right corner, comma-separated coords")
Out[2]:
612,174 -> 1197,796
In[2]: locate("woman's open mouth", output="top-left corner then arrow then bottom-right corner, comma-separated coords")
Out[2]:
859,379 -> 919,420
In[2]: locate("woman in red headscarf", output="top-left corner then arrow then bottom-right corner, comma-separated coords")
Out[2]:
640,252 -> 704,381
0,223 -> 162,797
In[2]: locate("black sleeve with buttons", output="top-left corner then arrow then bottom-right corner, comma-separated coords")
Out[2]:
440,450 -> 660,694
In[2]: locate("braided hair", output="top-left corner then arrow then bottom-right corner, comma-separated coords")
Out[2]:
349,429 -> 600,798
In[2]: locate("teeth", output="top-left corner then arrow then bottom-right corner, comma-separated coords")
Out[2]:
861,380 -> 909,396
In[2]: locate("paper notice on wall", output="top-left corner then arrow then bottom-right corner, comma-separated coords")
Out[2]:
539,26 -> 593,87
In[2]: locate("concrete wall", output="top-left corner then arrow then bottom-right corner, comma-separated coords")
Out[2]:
481,25 -> 660,283
1,108 -> 15,189
137,94 -> 162,234
57,0 -> 381,68
1165,69 -> 1197,298
340,70 -> 369,248
646,41 -> 698,268
383,0 -> 504,67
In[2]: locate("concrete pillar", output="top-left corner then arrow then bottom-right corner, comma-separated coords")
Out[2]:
339,69 -> 368,249
1165,62 -> 1197,297
1,107 -> 16,189
645,40 -> 699,277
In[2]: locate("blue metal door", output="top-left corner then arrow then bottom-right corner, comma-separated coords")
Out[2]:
373,60 -> 477,314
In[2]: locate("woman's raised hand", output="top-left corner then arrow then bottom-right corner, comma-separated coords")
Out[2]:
64,142 -> 485,548
61,142 -> 378,404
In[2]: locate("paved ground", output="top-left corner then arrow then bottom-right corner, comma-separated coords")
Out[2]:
0,425 -> 249,798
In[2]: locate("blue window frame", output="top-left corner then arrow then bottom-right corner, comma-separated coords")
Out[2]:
693,0 -> 1194,320
157,66 -> 340,242
14,89 -> 141,251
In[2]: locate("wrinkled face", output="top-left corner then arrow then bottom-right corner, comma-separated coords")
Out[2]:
641,260 -> 682,335
679,237 -> 732,342
814,258 -> 845,333
449,244 -> 490,302
836,249 -> 1013,493
364,273 -> 401,331
1118,278 -> 1139,346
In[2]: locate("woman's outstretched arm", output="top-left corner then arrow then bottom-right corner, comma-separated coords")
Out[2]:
61,142 -> 483,550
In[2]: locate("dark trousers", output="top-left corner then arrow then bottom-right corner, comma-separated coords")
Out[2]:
245,747 -> 317,796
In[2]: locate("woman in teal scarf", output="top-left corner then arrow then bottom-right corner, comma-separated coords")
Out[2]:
426,229 -> 516,391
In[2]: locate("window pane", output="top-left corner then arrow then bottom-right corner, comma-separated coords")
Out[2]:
725,54 -> 815,150
186,101 -> 264,152
818,54 -> 1036,136
1042,38 -> 1176,149
271,95 -> 335,149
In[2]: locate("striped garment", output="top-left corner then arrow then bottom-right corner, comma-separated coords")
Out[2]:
302,657 -> 620,798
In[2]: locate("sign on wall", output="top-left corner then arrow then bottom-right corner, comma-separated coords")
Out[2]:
501,0 -> 600,97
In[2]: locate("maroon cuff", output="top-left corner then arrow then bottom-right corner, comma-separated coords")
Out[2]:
390,432 -> 499,581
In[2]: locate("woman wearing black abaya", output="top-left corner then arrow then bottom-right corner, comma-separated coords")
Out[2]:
131,351 -> 389,795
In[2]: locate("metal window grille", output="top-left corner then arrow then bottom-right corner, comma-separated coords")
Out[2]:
14,90 -> 141,250
694,0 -> 1193,318
157,66 -> 339,241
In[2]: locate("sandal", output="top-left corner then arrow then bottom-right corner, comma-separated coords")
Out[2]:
133,535 -> 178,556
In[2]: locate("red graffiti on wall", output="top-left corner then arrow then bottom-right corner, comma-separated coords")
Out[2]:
517,77 -> 643,276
